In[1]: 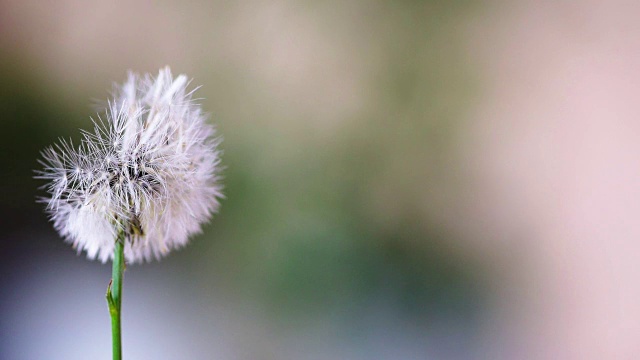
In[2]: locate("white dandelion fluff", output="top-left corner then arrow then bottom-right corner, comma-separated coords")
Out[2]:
36,67 -> 223,264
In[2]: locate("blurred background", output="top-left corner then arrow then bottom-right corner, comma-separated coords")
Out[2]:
2,1 -> 640,359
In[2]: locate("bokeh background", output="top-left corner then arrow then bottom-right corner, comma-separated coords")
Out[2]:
2,1 -> 640,359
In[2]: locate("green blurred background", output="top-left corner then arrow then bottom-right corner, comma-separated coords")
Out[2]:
4,1 -> 639,359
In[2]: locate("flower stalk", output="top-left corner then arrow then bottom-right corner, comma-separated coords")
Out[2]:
107,230 -> 125,360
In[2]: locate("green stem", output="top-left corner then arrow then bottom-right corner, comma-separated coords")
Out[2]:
107,231 -> 125,360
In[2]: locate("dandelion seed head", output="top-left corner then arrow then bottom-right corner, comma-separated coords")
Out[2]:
36,67 -> 223,264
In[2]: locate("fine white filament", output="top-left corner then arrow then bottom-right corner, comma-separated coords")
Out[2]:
37,67 -> 223,263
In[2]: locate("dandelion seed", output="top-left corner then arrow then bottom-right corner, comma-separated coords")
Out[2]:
36,66 -> 223,264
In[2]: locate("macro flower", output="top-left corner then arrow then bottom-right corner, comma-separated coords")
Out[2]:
37,67 -> 223,263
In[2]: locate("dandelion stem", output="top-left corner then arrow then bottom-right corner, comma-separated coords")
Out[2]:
107,231 -> 125,360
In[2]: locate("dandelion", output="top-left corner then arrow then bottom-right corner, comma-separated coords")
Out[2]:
38,67 -> 223,263
36,67 -> 223,359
